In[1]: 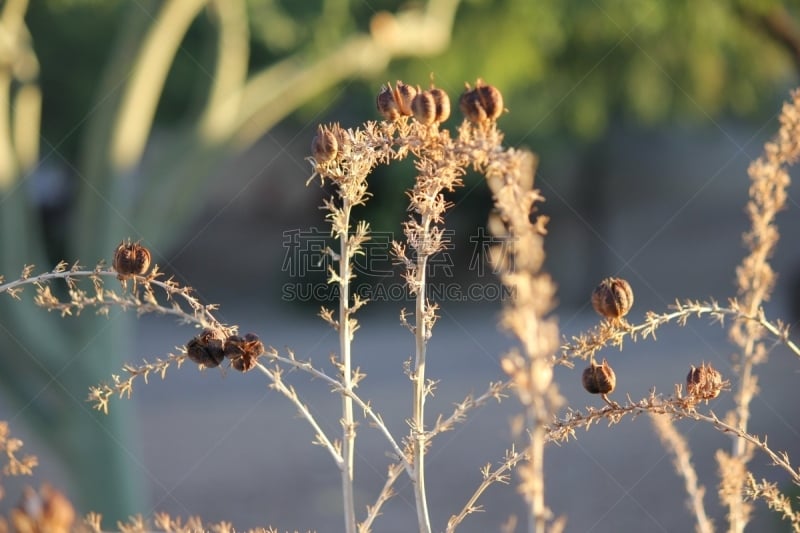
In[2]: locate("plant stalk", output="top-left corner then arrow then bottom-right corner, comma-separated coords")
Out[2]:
527,406 -> 546,533
413,216 -> 433,533
339,200 -> 357,533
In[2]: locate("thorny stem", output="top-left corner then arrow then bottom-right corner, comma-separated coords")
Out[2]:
547,393 -> 800,486
413,214 -> 432,533
252,363 -> 343,467
528,406 -> 546,533
559,300 -> 800,365
358,462 -> 405,533
263,352 -> 411,474
726,90 -> 799,533
338,199 -> 357,533
446,447 -> 527,533
0,265 -> 230,333
650,414 -> 714,533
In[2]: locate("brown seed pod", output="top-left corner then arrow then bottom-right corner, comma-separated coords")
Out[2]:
429,87 -> 451,123
582,358 -> 616,395
686,362 -> 724,400
311,125 -> 338,163
459,80 -> 504,123
411,90 -> 436,125
476,83 -> 504,121
459,88 -> 487,123
377,85 -> 401,120
225,333 -> 264,372
186,328 -> 226,368
393,81 -> 417,116
112,240 -> 152,279
591,277 -> 634,320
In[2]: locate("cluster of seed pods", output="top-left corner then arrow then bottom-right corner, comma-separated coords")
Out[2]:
584,277 -> 724,403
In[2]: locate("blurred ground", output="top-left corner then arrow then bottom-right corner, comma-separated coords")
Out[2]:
2,123 -> 800,532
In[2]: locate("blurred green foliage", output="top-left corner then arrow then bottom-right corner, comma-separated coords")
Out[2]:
29,0 -> 799,163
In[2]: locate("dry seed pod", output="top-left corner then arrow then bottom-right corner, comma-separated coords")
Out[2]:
311,125 -> 338,163
459,80 -> 504,123
429,87 -> 450,123
225,333 -> 264,372
459,88 -> 487,123
686,362 -> 724,400
582,358 -> 616,395
112,240 -> 152,279
186,328 -> 226,368
476,83 -> 504,121
591,277 -> 634,320
411,90 -> 436,125
393,81 -> 417,116
377,85 -> 400,120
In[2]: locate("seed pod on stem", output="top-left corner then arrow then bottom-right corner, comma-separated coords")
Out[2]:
591,277 -> 634,320
411,90 -> 437,125
225,333 -> 265,372
393,80 -> 417,116
186,328 -> 226,368
112,240 -> 152,280
459,80 -> 504,124
582,358 -> 618,407
429,87 -> 450,123
311,125 -> 338,163
686,362 -> 725,401
377,85 -> 401,120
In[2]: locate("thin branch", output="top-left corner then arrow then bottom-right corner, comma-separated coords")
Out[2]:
560,299 -> 800,365
650,414 -> 714,533
253,363 -> 344,468
446,447 -> 527,533
264,349 -> 412,476
547,390 -> 800,485
357,461 -> 405,533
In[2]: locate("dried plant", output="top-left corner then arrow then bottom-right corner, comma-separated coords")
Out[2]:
1,82 -> 799,533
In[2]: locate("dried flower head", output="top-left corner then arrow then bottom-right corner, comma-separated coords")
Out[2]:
311,125 -> 338,163
377,85 -> 401,120
112,240 -> 152,279
186,328 -> 226,368
686,362 -> 725,401
429,87 -> 451,123
376,81 -> 417,121
411,89 -> 437,125
459,80 -> 504,123
11,484 -> 75,533
582,358 -> 616,395
393,80 -> 417,116
591,277 -> 634,320
224,333 -> 265,372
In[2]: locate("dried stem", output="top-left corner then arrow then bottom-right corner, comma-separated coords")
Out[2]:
337,197 -> 357,533
650,414 -> 714,533
726,89 -> 800,532
548,390 -> 800,486
482,134 -> 560,533
357,461 -> 405,533
744,474 -> 800,531
411,214 -> 433,533
560,299 -> 800,366
253,363 -> 343,467
0,262 -> 231,334
446,447 -> 527,533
